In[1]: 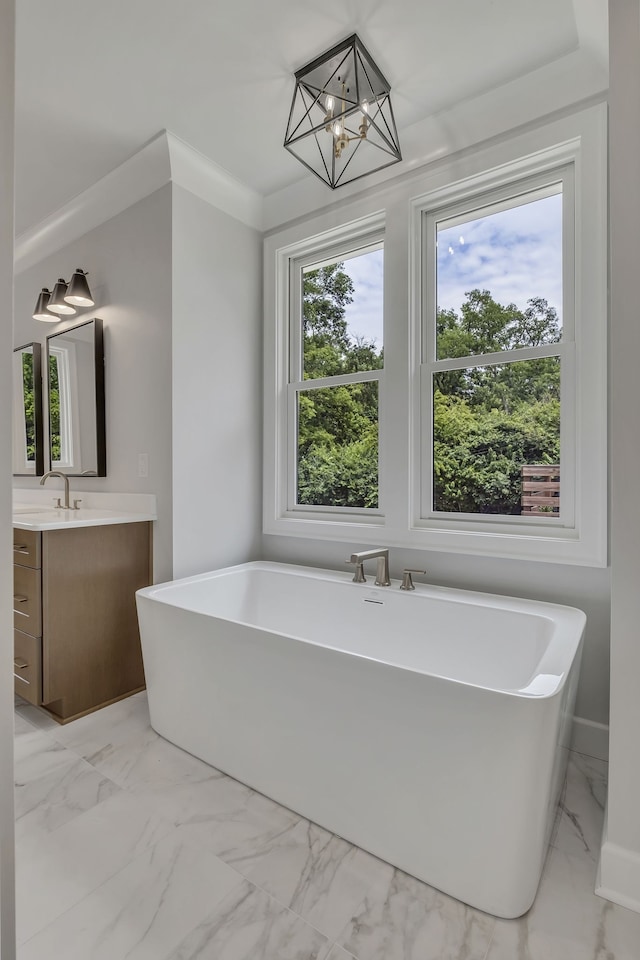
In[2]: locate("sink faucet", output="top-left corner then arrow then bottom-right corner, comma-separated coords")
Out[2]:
40,470 -> 71,509
348,548 -> 391,586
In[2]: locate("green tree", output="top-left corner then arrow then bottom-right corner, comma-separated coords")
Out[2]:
433,290 -> 561,514
297,262 -> 382,508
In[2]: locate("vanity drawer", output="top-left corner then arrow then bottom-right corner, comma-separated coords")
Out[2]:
13,564 -> 42,637
13,529 -> 41,569
14,630 -> 42,706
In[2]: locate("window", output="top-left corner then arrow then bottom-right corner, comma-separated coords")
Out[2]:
265,106 -> 606,564
292,245 -> 383,512
422,176 -> 568,523
49,344 -> 80,472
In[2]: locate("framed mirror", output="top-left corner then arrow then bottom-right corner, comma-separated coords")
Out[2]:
46,318 -> 106,476
12,342 -> 44,476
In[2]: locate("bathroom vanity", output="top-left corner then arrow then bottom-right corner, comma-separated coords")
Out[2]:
13,502 -> 154,722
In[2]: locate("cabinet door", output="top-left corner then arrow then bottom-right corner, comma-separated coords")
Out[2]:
14,630 -> 42,705
42,523 -> 150,718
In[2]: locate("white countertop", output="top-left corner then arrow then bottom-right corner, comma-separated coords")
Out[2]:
13,506 -> 156,531
12,489 -> 157,530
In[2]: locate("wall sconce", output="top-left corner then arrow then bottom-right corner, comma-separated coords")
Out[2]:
284,34 -> 402,189
33,269 -> 95,321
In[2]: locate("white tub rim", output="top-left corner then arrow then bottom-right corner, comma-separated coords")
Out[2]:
136,560 -> 585,701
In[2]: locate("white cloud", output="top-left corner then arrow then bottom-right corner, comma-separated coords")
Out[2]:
335,193 -> 562,349
437,193 -> 563,321
342,248 -> 384,345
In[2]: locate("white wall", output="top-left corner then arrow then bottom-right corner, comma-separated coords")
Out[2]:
598,0 -> 640,914
13,186 -> 174,581
0,0 -> 16,953
171,184 -> 262,578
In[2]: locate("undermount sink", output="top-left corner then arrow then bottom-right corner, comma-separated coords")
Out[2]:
13,505 -> 61,515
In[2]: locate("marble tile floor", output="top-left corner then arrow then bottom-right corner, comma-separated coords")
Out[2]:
12,692 -> 640,960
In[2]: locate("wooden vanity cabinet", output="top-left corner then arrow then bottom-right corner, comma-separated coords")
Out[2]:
13,522 -> 152,722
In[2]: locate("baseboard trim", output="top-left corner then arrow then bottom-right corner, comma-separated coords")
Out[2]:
571,716 -> 609,761
597,840 -> 640,915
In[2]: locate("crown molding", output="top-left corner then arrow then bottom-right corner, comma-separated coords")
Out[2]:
166,131 -> 262,231
14,130 -> 263,273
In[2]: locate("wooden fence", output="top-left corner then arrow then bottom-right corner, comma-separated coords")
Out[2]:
521,465 -> 560,516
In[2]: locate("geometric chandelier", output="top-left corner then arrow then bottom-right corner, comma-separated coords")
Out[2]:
284,34 -> 402,189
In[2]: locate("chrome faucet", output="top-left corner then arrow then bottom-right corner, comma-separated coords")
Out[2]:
347,548 -> 391,586
40,470 -> 71,509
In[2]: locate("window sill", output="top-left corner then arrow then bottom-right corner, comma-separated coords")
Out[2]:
263,513 -> 607,567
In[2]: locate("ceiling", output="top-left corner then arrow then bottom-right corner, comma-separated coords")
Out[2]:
15,0 -> 607,236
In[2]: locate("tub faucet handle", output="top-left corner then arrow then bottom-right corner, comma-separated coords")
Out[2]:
346,558 -> 366,583
400,568 -> 426,591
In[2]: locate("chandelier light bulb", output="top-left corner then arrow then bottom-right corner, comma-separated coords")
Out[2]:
325,95 -> 334,113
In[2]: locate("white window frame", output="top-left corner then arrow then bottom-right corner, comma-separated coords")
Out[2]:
417,169 -> 573,530
49,343 -> 81,473
12,347 -> 36,474
264,105 -> 607,565
267,211 -> 387,529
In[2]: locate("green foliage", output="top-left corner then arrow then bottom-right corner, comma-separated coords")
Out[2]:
21,353 -> 36,460
49,355 -> 61,462
433,289 -> 560,514
296,267 -> 561,515
298,263 -> 382,508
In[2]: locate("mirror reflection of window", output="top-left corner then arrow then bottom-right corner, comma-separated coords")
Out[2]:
45,318 -> 106,476
48,345 -> 80,470
12,342 -> 44,476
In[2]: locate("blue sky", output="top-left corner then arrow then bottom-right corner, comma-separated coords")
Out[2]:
436,193 -> 562,322
342,248 -> 384,346
341,193 -> 562,345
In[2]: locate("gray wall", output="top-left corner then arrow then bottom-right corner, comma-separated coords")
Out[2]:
171,185 -> 262,578
13,186 -> 174,581
0,0 -> 16,953
603,0 -> 640,901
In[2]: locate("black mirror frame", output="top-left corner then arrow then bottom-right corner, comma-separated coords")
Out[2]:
45,317 -> 106,477
13,341 -> 45,477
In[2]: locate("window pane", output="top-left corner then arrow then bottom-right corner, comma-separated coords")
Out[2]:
302,247 -> 383,379
433,357 -> 560,516
436,192 -> 562,359
297,381 -> 379,508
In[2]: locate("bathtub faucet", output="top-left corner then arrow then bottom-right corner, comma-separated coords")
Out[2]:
347,548 -> 391,587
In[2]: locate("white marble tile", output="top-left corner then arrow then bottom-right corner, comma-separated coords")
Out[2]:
147,774 -> 303,867
52,690 -> 151,755
323,947 -> 357,960
18,831 -> 246,960
14,731 -> 120,841
14,726 -> 65,768
14,699 -> 61,732
16,789 -> 173,943
13,710 -> 38,739
228,817 -> 395,942
161,879 -> 332,960
335,867 -> 495,960
74,724 -> 217,791
552,752 -> 607,863
485,845 -> 640,960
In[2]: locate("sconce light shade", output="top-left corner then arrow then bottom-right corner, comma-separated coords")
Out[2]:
284,34 -> 402,189
33,288 -> 58,322
64,268 -> 95,307
47,278 -> 77,316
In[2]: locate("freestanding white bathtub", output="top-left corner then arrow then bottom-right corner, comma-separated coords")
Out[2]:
136,560 -> 585,918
